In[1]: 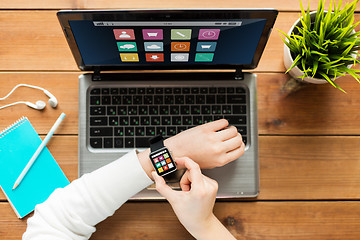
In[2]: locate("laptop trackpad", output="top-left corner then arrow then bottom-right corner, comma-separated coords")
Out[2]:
147,169 -> 186,190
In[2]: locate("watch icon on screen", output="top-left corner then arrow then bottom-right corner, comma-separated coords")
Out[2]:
198,29 -> 220,40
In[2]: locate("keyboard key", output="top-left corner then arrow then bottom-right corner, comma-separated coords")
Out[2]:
112,96 -> 121,105
212,106 -> 222,115
114,138 -> 123,148
135,127 -> 145,136
125,138 -> 134,148
154,95 -> 164,104
156,127 -> 166,136
90,96 -> 100,105
236,87 -> 246,93
118,106 -> 127,115
182,88 -> 190,94
107,106 -> 117,115
185,95 -> 195,104
227,87 -> 235,93
101,96 -> 111,105
161,116 -> 172,125
214,115 -> 223,121
203,115 -> 213,123
130,116 -> 140,125
233,105 -> 246,114
218,87 -> 226,93
170,105 -> 179,115
146,88 -> 155,94
180,105 -> 190,115
196,95 -> 206,104
191,105 -> 201,115
102,88 -> 110,95
151,116 -> 161,125
90,127 -> 113,136
90,117 -> 107,126
141,116 -> 150,125
200,87 -> 208,94
224,115 -> 247,125
236,126 -> 247,135
135,137 -> 149,148
167,127 -> 177,136
174,88 -> 181,94
90,138 -> 102,148
123,96 -> 132,105
133,95 -> 142,104
227,95 -> 246,104
175,95 -> 184,104
139,106 -> 148,115
155,88 -> 163,94
119,116 -> 129,125
138,88 -> 146,94
104,138 -> 113,148
146,127 -> 156,136
201,105 -> 211,114
159,106 -> 169,115
182,116 -> 192,125
149,106 -> 159,115
128,106 -> 138,115
114,127 -> 124,136
144,95 -> 153,104
110,88 -> 119,94
125,127 -> 135,136
164,95 -> 174,104
164,88 -> 172,94
109,117 -> 119,126
119,88 -> 127,94
191,87 -> 199,94
242,136 -> 247,145
216,95 -> 226,104
222,105 -> 232,114
90,88 -> 100,95
206,95 -> 216,104
193,116 -> 203,125
209,87 -> 217,93
172,116 -> 181,125
129,88 -> 136,94
177,126 -> 187,133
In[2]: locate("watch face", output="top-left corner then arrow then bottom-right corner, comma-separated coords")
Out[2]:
150,147 -> 177,176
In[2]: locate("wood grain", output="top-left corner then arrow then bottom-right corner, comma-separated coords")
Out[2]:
1,201 -> 360,239
1,135 -> 359,201
1,72 -> 360,135
1,0 -> 359,11
0,11 -> 358,71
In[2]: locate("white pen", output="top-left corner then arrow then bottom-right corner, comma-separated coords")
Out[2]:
12,113 -> 66,190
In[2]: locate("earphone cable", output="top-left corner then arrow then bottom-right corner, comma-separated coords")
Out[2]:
0,101 -> 28,110
0,84 -> 44,101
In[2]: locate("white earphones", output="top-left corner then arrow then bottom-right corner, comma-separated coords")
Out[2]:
0,84 -> 58,110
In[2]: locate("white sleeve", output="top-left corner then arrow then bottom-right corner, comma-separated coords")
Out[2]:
22,150 -> 153,240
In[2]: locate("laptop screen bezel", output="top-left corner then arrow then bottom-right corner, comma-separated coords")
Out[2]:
57,9 -> 278,71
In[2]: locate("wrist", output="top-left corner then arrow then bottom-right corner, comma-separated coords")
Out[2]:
137,148 -> 153,180
190,214 -> 235,240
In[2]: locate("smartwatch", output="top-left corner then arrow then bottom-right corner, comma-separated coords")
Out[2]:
149,135 -> 177,176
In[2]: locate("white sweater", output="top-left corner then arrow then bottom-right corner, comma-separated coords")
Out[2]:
23,150 -> 153,240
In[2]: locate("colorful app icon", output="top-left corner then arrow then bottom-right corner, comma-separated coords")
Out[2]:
171,42 -> 190,51
117,42 -> 137,52
159,155 -> 164,161
120,53 -> 139,62
171,53 -> 189,62
156,162 -> 161,168
195,53 -> 214,62
144,42 -> 163,52
146,53 -> 164,62
163,165 -> 169,171
165,158 -> 172,164
153,157 -> 159,163
113,29 -> 135,40
161,160 -> 167,166
163,153 -> 169,159
143,29 -> 163,40
196,42 -> 217,52
168,163 -> 174,169
158,167 -> 164,173
198,29 -> 220,40
171,29 -> 192,40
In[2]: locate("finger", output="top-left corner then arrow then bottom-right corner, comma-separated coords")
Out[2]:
223,133 -> 243,152
202,175 -> 219,193
179,170 -> 191,191
174,157 -> 186,169
216,125 -> 238,141
225,141 -> 245,163
151,172 -> 176,201
204,119 -> 229,132
181,157 -> 205,190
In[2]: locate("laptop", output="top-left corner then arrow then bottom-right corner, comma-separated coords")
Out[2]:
57,9 -> 278,199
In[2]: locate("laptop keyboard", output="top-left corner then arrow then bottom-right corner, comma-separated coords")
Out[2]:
89,86 -> 248,149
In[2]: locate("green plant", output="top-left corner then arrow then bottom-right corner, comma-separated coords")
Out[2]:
279,0 -> 360,92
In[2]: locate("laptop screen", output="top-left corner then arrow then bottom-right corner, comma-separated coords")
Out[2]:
58,10 -> 278,71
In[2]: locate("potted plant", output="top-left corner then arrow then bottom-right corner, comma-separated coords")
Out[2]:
279,0 -> 360,92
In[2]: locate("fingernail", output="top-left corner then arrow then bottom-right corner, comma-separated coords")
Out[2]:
151,171 -> 157,179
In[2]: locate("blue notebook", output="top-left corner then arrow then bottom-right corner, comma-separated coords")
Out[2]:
0,117 -> 69,218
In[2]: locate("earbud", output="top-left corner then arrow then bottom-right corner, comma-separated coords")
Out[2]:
0,84 -> 58,110
26,100 -> 46,110
43,90 -> 58,108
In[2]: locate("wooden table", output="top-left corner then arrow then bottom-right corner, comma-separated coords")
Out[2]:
1,1 -> 360,239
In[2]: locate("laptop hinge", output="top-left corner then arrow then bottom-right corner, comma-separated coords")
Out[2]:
234,68 -> 244,80
92,68 -> 101,81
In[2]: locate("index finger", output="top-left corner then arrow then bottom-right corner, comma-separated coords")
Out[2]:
202,119 -> 229,132
176,157 -> 204,189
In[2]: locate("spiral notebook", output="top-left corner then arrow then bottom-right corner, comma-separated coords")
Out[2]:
0,117 -> 69,218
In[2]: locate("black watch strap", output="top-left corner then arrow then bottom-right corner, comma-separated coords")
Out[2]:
149,135 -> 165,152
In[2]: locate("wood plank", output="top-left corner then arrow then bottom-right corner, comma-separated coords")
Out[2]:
0,11 -> 359,71
1,0 -> 359,11
1,201 -> 360,239
1,72 -> 360,135
1,135 -> 360,201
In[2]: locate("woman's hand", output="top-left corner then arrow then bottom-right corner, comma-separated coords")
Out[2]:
152,157 -> 236,240
165,119 -> 245,169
